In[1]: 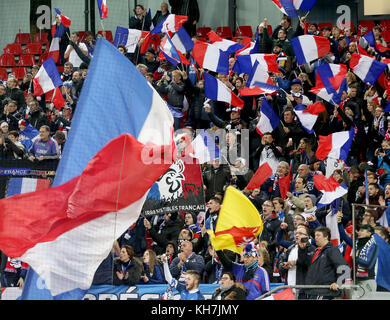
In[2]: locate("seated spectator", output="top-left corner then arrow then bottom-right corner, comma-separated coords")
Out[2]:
139,249 -> 165,284
129,4 -> 152,31
28,125 -> 60,161
1,100 -> 22,131
211,271 -> 248,300
112,245 -> 142,286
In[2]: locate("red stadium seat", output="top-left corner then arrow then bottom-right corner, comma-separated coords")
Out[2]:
38,52 -> 49,65
10,67 -> 27,80
78,31 -> 87,42
216,26 -> 233,39
267,25 -> 273,36
0,68 -> 8,81
3,43 -> 23,55
17,55 -> 36,67
318,22 -> 333,31
196,27 -> 211,41
33,32 -> 49,44
380,20 -> 390,43
98,30 -> 113,42
233,35 -> 252,46
0,54 -> 16,67
357,20 -> 375,36
23,43 -> 42,55
235,26 -> 253,38
14,33 -> 31,45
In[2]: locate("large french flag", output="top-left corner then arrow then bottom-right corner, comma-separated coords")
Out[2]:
292,0 -> 318,11
0,38 -> 176,300
151,14 -> 188,34
349,53 -> 387,85
294,102 -> 326,134
171,27 -> 194,54
33,57 -> 63,97
207,30 -> 244,55
192,41 -> 229,74
271,0 -> 299,18
291,35 -> 330,65
191,129 -> 220,164
97,0 -> 108,19
160,34 -> 190,66
314,174 -> 348,208
113,27 -> 145,53
233,54 -> 279,75
204,72 -> 244,108
256,98 -> 280,136
315,128 -> 354,162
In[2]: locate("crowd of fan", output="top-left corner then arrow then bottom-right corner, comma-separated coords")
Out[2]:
1,0 -> 390,300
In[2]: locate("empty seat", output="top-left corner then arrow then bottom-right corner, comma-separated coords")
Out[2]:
33,32 -> 49,44
0,68 -> 8,81
14,33 -> 31,45
0,54 -> 16,67
318,22 -> 333,31
17,55 -> 36,67
38,52 -> 50,65
235,26 -> 253,38
216,26 -> 233,39
23,43 -> 43,55
10,67 -> 27,80
77,31 -> 87,42
97,30 -> 113,42
196,27 -> 211,41
4,43 -> 23,55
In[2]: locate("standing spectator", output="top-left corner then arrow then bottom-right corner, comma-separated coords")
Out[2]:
61,62 -> 73,82
5,78 -> 25,109
64,32 -> 89,70
203,160 -> 231,202
297,226 -> 349,299
52,130 -> 66,157
6,130 -> 26,159
84,31 -> 96,57
28,125 -> 60,161
153,2 -> 170,26
140,249 -> 165,284
272,15 -> 295,40
129,5 -> 152,31
139,48 -> 160,74
205,196 -> 222,233
285,177 -> 309,216
112,245 -> 142,286
1,100 -> 22,131
26,100 -> 49,130
169,0 -> 200,37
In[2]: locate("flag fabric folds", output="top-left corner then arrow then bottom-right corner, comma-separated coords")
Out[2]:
271,0 -> 299,18
291,35 -> 330,65
113,27 -> 144,54
207,186 -> 263,254
313,174 -> 348,208
160,34 -> 189,66
190,129 -> 220,164
315,128 -> 354,162
246,163 -> 273,190
263,288 -> 296,300
233,54 -> 279,76
97,0 -> 108,19
54,8 -> 71,28
151,14 -> 188,34
292,0 -> 318,11
294,102 -> 326,134
0,38 -> 176,300
207,30 -> 244,54
192,41 -> 229,74
256,98 -> 280,136
349,53 -> 387,85
33,57 -> 63,97
171,27 -> 194,54
316,63 -> 348,95
203,72 -> 244,108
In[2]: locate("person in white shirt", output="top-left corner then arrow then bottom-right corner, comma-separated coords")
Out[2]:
64,32 -> 88,69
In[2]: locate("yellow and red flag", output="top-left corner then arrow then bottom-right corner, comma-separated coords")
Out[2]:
208,186 -> 263,254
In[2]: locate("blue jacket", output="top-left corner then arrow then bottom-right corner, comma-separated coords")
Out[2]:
169,253 -> 205,281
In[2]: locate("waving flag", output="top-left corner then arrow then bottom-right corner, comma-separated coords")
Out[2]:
190,129 -> 220,164
208,186 -> 263,254
263,288 -> 296,300
54,8 -> 71,29
291,35 -> 330,65
292,0 -> 318,11
192,41 -> 229,74
0,38 -> 176,300
207,30 -> 244,54
52,87 -> 66,110
316,63 -> 348,95
278,161 -> 293,199
171,27 -> 194,54
160,33 -> 190,66
246,162 -> 273,190
315,128 -> 354,162
18,122 -> 39,151
350,53 -> 387,85
314,174 -> 348,208
97,0 -> 108,19
33,57 -> 63,97
151,14 -> 188,34
204,72 -> 244,108
256,98 -> 280,136
113,27 -> 145,53
49,10 -> 71,63
294,102 -> 326,133
271,0 -> 298,18
233,54 -> 279,75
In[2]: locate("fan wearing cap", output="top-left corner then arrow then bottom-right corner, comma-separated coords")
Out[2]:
139,48 -> 160,74
215,243 -> 270,300
286,78 -> 312,108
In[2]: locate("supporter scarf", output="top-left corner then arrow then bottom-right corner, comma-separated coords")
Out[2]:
244,260 -> 258,273
4,258 -> 28,274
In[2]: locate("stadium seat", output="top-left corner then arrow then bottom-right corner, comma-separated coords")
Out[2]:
357,20 -> 375,36
233,35 -> 252,46
3,43 -> 23,55
38,52 -> 49,65
23,43 -> 42,55
10,67 -> 27,80
216,26 -> 233,39
17,55 -> 36,67
98,30 -> 113,42
78,31 -> 87,42
235,26 -> 253,38
196,27 -> 211,41
0,54 -> 16,67
14,33 -> 31,45
318,22 -> 333,31
380,20 -> 390,43
0,68 -> 8,81
33,32 -> 49,44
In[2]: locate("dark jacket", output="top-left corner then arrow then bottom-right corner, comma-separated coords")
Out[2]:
140,263 -> 165,284
148,217 -> 184,255
156,81 -> 186,109
169,252 -> 205,280
169,0 -> 200,24
112,258 -> 142,286
298,242 -> 349,297
129,14 -> 152,31
152,10 -> 170,26
27,109 -> 50,130
202,164 -> 231,201
211,283 -> 248,300
5,87 -> 25,109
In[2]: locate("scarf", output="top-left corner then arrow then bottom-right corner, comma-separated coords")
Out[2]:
244,260 -> 258,273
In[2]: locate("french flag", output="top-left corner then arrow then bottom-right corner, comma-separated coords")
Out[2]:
314,174 -> 348,209
7,178 -> 51,197
151,14 -> 188,34
171,27 -> 194,54
256,98 -> 280,136
294,102 -> 326,134
0,38 -> 176,300
159,34 -> 190,66
204,72 -> 244,108
54,8 -> 71,29
192,41 -> 229,74
52,87 -> 66,110
349,53 -> 387,85
271,0 -> 298,18
233,54 -> 279,75
33,57 -> 63,97
291,35 -> 330,65
316,63 -> 348,95
246,162 -> 273,190
207,30 -> 244,55
190,129 -> 220,164
315,128 -> 354,162
97,0 -> 108,19
113,27 -> 146,53
292,0 -> 318,11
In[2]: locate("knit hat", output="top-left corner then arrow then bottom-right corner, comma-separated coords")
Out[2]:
306,194 -> 317,206
146,48 -> 156,55
243,243 -> 258,257
167,211 -> 178,221
291,78 -> 302,87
